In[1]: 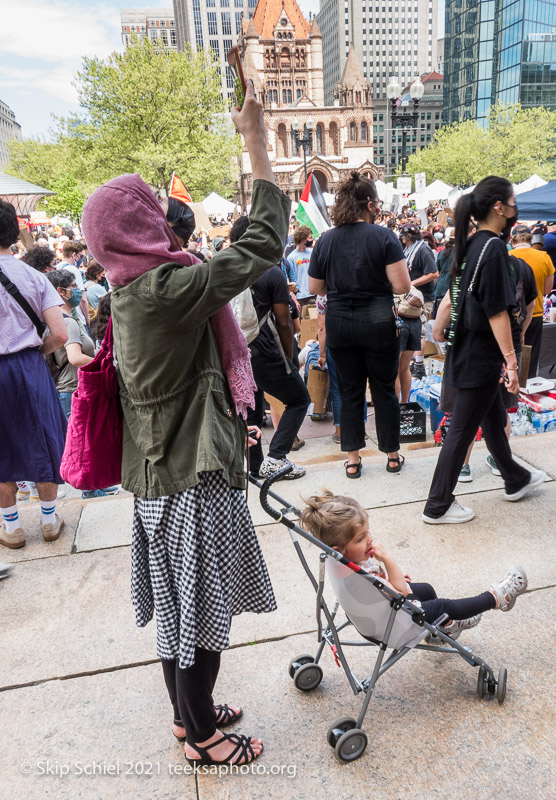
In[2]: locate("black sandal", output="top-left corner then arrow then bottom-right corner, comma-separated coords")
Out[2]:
185,732 -> 262,766
215,704 -> 243,727
345,457 -> 362,479
173,705 -> 243,741
386,454 -> 405,473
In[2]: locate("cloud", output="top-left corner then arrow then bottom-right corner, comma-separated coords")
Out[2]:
0,1 -> 121,63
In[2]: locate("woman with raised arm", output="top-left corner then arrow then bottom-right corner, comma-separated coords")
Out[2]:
81,82 -> 291,769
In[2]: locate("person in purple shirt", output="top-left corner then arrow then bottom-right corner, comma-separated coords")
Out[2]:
0,200 -> 68,550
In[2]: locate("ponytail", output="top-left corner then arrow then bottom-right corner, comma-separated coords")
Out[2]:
452,175 -> 513,280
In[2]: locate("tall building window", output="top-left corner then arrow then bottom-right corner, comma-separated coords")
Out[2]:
235,12 -> 243,33
361,121 -> 367,140
316,123 -> 324,155
222,12 -> 231,35
207,12 -> 218,35
207,0 -> 215,5
350,121 -> 357,141
170,30 -> 177,46
210,38 -> 220,56
221,0 -> 230,6
225,66 -> 234,88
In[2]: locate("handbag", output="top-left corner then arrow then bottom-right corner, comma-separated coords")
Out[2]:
60,318 -> 123,490
397,287 -> 425,318
462,237 -> 497,332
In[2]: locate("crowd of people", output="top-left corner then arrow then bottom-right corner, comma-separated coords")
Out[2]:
1,80 -> 554,767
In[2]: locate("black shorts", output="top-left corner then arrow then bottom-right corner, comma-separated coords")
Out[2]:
398,316 -> 421,352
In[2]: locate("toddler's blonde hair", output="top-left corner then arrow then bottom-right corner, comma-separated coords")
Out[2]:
300,491 -> 367,551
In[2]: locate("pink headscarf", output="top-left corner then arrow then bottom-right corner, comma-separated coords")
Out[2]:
82,173 -> 256,419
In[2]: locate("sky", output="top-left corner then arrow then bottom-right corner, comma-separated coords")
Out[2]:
0,0 -> 439,141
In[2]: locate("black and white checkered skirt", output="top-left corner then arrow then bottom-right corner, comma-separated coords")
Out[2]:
131,471 -> 276,669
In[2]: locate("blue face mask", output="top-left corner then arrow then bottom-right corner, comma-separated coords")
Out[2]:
66,288 -> 82,308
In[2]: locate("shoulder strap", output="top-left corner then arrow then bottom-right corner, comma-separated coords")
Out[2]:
0,267 -> 46,337
467,237 -> 498,293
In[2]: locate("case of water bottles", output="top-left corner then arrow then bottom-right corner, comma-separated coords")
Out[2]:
408,375 -> 442,413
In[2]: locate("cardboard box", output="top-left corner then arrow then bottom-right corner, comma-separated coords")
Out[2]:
424,340 -> 439,356
307,365 -> 329,415
427,354 -> 445,375
308,306 -> 318,320
264,393 -> 285,417
300,317 -> 318,347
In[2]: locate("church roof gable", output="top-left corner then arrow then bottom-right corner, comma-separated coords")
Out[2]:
340,43 -> 366,87
252,0 -> 310,39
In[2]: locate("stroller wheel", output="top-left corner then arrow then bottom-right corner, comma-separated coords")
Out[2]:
497,667 -> 507,704
327,717 -> 356,747
288,654 -> 315,679
293,662 -> 323,692
477,665 -> 488,698
335,729 -> 368,762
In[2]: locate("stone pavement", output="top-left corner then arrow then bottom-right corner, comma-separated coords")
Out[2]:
1,418 -> 555,800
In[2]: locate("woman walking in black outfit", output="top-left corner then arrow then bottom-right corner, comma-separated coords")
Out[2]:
423,176 -> 546,524
308,172 -> 411,478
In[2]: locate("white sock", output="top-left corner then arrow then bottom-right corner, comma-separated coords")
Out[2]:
29,482 -> 39,499
2,505 -> 20,533
414,355 -> 424,364
40,501 -> 57,526
17,481 -> 29,492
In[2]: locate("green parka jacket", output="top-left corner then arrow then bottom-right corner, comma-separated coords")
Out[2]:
111,180 -> 291,499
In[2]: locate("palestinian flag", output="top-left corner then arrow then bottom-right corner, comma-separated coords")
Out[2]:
295,173 -> 331,238
169,172 -> 192,204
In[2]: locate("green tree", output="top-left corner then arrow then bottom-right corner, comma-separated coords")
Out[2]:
46,173 -> 87,223
6,37 -> 241,206
402,103 -> 556,185
71,36 -> 240,197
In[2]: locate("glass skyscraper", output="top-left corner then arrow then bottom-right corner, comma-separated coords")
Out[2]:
443,0 -> 556,126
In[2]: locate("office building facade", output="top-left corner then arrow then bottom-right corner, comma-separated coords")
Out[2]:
121,8 -> 178,50
443,0 -> 556,126
317,0 -> 439,105
0,100 -> 22,169
173,0 -> 258,102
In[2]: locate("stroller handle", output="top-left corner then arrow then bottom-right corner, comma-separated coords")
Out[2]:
258,465 -> 294,519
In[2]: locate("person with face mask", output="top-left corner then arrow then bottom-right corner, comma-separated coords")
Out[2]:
46,269 -> 95,419
422,175 -> 545,525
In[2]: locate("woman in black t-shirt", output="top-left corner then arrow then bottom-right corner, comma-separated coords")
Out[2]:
423,176 -> 545,524
308,172 -> 411,478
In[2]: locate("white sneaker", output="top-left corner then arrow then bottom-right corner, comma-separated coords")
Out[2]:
504,470 -> 546,502
422,500 -> 475,524
458,464 -> 473,483
439,614 -> 482,640
258,457 -> 306,480
490,565 -> 528,611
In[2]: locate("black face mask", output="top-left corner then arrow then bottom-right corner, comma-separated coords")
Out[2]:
166,197 -> 196,243
306,240 -> 313,248
501,204 -> 518,243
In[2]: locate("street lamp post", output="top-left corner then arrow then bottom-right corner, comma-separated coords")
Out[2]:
292,116 -> 314,182
386,76 -> 425,175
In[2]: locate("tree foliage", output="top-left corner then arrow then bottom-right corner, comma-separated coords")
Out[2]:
6,37 -> 241,206
403,103 -> 556,185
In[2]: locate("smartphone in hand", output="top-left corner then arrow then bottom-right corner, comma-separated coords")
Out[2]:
226,45 -> 247,109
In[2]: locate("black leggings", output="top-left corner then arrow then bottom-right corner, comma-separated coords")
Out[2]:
161,647 -> 221,744
408,582 -> 496,624
424,377 -> 530,518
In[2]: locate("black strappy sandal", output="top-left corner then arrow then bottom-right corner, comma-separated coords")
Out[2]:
386,454 -> 405,473
185,732 -> 262,767
173,704 -> 243,741
215,704 -> 243,726
345,457 -> 362,479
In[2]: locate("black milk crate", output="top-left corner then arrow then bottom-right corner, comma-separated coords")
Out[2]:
400,401 -> 426,442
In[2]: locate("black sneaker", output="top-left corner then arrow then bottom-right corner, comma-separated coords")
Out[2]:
410,361 -> 426,379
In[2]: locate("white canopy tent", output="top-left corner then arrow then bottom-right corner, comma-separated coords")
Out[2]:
514,174 -> 548,195
322,191 -> 336,206
409,179 -> 453,204
202,192 -> 237,218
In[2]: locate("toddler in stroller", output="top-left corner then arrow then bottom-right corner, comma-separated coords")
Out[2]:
301,490 -> 528,635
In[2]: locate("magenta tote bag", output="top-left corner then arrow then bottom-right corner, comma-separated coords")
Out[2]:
60,318 -> 123,490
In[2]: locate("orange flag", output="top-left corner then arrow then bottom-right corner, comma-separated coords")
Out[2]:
169,172 -> 192,204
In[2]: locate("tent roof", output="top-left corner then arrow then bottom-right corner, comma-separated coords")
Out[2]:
514,174 -> 548,195
202,192 -> 236,217
514,179 -> 556,219
0,171 -> 54,216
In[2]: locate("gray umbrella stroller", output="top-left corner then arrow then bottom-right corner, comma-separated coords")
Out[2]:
251,467 -> 508,763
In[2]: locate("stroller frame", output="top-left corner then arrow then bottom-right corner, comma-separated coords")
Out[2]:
252,468 -> 508,762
